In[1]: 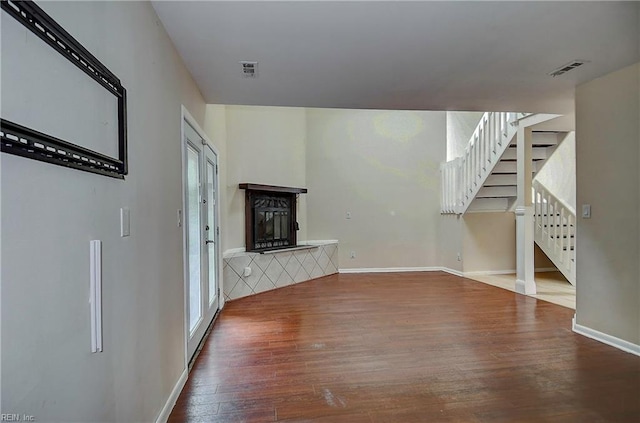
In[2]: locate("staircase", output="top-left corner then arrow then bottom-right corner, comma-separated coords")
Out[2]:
441,112 -> 576,285
441,112 -> 521,214
533,181 -> 576,285
471,132 -> 562,212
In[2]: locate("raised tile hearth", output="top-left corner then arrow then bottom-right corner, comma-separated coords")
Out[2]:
223,241 -> 338,301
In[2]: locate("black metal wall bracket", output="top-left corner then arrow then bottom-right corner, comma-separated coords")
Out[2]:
1,0 -> 128,179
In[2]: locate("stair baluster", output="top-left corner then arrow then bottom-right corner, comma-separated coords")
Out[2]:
533,180 -> 576,285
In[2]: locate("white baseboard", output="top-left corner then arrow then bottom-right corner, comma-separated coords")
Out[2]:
534,267 -> 559,273
440,267 -> 464,277
337,267 -> 558,279
339,267 -> 443,274
463,267 -> 558,276
155,368 -> 188,423
572,315 -> 640,357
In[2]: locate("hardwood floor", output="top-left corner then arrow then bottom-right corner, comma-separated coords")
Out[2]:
169,272 -> 640,422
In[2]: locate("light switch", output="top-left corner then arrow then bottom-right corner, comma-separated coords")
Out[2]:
582,204 -> 591,219
120,207 -> 130,237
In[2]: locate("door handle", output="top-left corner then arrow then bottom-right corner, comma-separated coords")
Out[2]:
205,240 -> 214,244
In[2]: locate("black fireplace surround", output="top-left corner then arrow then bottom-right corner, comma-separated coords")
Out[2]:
239,184 -> 307,252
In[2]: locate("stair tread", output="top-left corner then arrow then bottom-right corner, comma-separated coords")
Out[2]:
497,158 -> 547,161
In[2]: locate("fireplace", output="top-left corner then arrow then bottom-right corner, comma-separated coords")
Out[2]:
239,184 -> 307,252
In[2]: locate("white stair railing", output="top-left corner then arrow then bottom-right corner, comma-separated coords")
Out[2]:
440,157 -> 462,213
441,112 -> 522,214
533,180 -> 576,285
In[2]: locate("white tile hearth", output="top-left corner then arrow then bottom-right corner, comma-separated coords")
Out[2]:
229,279 -> 253,300
222,241 -> 339,301
227,254 -> 251,277
277,271 -> 293,288
284,255 -> 302,280
301,253 -> 317,276
265,258 -> 285,283
254,274 -> 276,293
252,254 -> 273,272
293,264 -> 310,284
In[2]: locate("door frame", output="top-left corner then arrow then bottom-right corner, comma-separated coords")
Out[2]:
180,106 -> 223,368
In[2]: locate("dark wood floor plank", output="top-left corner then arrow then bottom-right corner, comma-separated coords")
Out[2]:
169,272 -> 640,422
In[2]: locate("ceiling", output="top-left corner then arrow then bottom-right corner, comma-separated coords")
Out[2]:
152,1 -> 639,114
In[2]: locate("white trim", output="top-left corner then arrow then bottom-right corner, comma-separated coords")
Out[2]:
301,239 -> 339,246
339,267 -> 443,274
179,111 -> 189,370
223,241 -> 338,258
182,106 -> 220,156
89,240 -> 103,353
223,247 -> 246,257
466,269 -> 519,276
180,105 -> 223,365
261,244 -> 319,255
336,267 -> 557,278
572,315 -> 640,357
534,267 -> 559,273
463,267 -> 557,277
155,368 -> 188,423
441,267 -> 464,277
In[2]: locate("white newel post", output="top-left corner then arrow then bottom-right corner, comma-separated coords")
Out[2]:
515,125 -> 536,295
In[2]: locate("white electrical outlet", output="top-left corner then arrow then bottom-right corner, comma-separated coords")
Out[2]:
457,253 -> 462,261
350,251 -> 356,259
346,211 -> 352,219
582,204 -> 591,219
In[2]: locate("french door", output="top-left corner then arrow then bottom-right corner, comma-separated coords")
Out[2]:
183,118 -> 220,361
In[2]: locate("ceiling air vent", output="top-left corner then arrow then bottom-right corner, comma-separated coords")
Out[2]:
548,60 -> 588,77
240,61 -> 258,78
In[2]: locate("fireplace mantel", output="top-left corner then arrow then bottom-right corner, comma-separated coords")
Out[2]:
239,183 -> 308,194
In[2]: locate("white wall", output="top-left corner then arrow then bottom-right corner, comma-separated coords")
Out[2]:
306,108 -> 445,268
439,215 -> 464,272
1,2 -> 206,421
462,213 -> 516,273
575,62 -> 640,345
446,111 -> 483,161
534,132 -> 576,210
460,213 -> 553,273
223,106 -> 307,250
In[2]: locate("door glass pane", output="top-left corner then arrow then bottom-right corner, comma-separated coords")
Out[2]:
282,212 -> 289,238
206,160 -> 216,304
187,145 -> 201,332
274,212 -> 281,239
265,211 -> 273,239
